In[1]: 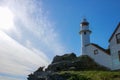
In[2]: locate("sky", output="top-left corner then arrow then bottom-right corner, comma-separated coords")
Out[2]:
0,0 -> 120,80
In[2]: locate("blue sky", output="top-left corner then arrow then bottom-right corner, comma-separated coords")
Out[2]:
0,0 -> 120,80
42,0 -> 120,55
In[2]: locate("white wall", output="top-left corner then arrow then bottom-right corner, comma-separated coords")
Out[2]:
80,25 -> 91,55
81,31 -> 91,54
81,25 -> 89,31
109,26 -> 120,70
86,45 -> 112,69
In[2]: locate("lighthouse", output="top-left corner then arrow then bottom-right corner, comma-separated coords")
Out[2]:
79,18 -> 91,55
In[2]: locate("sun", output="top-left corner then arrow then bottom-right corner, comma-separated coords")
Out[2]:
0,7 -> 14,31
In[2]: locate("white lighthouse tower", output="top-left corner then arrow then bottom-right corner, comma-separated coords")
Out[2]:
79,18 -> 91,55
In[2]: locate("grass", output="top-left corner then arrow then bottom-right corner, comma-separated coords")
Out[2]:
57,71 -> 120,80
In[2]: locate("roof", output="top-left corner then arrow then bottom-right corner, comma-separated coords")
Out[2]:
109,22 -> 120,42
80,18 -> 89,26
86,43 -> 111,55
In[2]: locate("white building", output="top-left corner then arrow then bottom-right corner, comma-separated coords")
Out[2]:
80,19 -> 120,70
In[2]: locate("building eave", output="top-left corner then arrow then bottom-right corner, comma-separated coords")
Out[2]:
86,43 -> 111,55
79,30 -> 92,34
109,22 -> 120,42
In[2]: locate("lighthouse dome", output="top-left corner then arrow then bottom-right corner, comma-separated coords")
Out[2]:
80,18 -> 89,26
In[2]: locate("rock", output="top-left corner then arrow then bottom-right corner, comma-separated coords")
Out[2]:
27,53 -> 109,80
46,54 -> 109,72
52,53 -> 76,63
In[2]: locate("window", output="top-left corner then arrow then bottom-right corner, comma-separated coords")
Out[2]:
116,33 -> 120,44
94,50 -> 98,55
118,51 -> 120,61
84,32 -> 86,35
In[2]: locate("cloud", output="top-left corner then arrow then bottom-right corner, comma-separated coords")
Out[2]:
0,31 -> 49,76
0,0 -> 67,80
2,0 -> 66,55
0,76 -> 22,80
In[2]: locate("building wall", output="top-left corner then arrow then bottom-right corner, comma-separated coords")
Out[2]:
81,31 -> 90,54
80,25 -> 91,55
109,26 -> 120,70
81,25 -> 89,31
86,45 -> 112,69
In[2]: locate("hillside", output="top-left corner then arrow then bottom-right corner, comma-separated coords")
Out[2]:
27,53 -> 120,80
46,53 -> 109,71
53,71 -> 120,80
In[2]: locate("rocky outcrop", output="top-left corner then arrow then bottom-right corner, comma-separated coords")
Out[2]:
51,53 -> 76,63
46,53 -> 76,72
46,53 -> 109,72
27,53 -> 109,80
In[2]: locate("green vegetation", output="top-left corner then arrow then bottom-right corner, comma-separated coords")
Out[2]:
58,71 -> 120,80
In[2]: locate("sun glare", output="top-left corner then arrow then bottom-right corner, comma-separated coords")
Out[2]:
0,7 -> 14,31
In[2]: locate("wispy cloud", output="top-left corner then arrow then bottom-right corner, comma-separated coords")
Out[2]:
0,0 -> 66,80
0,76 -> 22,80
0,31 -> 48,77
4,0 -> 66,55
